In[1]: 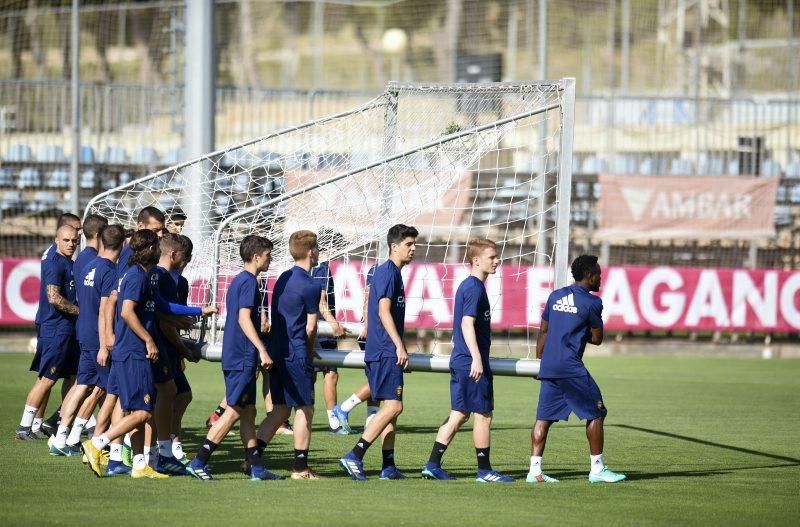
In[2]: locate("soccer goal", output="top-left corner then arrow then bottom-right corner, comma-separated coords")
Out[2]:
201,79 -> 576,377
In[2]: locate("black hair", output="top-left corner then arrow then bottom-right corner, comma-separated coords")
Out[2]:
571,254 -> 600,281
169,208 -> 187,222
178,234 -> 193,256
159,232 -> 183,254
240,235 -> 273,263
57,212 -> 81,228
317,227 -> 346,253
137,206 -> 166,225
99,224 -> 126,251
128,229 -> 160,266
387,224 -> 419,248
83,214 -> 108,240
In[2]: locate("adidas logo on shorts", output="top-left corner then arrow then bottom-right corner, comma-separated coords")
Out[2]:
552,293 -> 578,314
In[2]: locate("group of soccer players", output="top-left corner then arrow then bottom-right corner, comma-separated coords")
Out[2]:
16,205 -> 625,484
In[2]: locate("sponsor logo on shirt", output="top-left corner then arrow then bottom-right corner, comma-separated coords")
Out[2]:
552,293 -> 578,314
397,295 -> 405,306
483,309 -> 491,320
84,268 -> 96,287
145,300 -> 155,312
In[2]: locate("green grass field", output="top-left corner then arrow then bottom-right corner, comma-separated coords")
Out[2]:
1,353 -> 798,526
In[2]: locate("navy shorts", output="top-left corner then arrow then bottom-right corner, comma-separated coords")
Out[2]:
314,339 -> 338,373
224,367 -> 258,408
270,356 -> 315,408
106,363 -> 119,396
151,345 -> 175,385
536,374 -> 607,422
366,358 -> 404,402
31,334 -> 79,380
173,358 -> 191,394
76,346 -> 109,389
115,357 -> 156,413
450,368 -> 494,414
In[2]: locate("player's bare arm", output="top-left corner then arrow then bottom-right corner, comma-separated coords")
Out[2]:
535,319 -> 549,360
378,297 -> 407,367
306,311 -> 320,360
319,288 -> 344,337
120,298 -> 159,361
461,315 -> 484,380
589,326 -> 603,346
239,306 -> 272,370
46,284 -> 79,315
358,284 -> 370,340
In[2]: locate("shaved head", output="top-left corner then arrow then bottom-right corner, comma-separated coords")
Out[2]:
55,225 -> 79,258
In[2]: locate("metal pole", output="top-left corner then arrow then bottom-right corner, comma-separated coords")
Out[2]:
535,0 -> 548,266
311,0 -> 324,89
182,0 -> 215,247
506,0 -> 519,80
621,0 -> 630,93
69,0 -> 79,214
554,78 -> 576,288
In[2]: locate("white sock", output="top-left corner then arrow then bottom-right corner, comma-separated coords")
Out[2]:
365,406 -> 379,428
92,434 -> 111,450
340,394 -> 363,413
20,405 -> 37,428
123,434 -> 132,447
32,417 -> 43,432
54,424 -> 70,449
133,454 -> 146,470
172,440 -> 184,460
86,414 -> 97,429
590,454 -> 605,475
327,409 -> 340,429
109,443 -> 123,462
148,446 -> 159,468
529,456 -> 543,476
157,439 -> 172,458
66,417 -> 88,446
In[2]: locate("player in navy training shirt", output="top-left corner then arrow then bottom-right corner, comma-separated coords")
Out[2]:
340,224 -> 417,481
188,235 -> 279,481
528,255 -> 625,484
31,213 -> 82,438
73,214 -> 107,297
50,224 -> 124,457
255,230 -> 322,480
81,229 -> 168,479
17,224 -> 80,441
421,239 -> 513,483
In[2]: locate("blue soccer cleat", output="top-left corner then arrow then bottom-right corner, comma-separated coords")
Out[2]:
378,465 -> 407,480
105,460 -> 132,476
476,469 -> 514,483
332,405 -> 352,434
526,472 -> 560,483
186,458 -> 213,481
588,467 -> 626,483
421,462 -> 456,480
48,436 -> 81,457
250,465 -> 285,481
339,452 -> 366,481
156,455 -> 188,475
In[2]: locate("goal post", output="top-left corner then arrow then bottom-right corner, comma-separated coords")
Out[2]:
201,79 -> 577,378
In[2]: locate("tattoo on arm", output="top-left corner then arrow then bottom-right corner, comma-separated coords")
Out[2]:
46,285 -> 79,315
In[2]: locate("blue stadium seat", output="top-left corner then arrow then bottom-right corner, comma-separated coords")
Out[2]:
80,145 -> 96,164
639,156 -> 666,175
157,195 -> 177,213
1,190 -> 23,215
726,159 -> 740,176
760,159 -> 782,177
17,168 -> 41,188
699,155 -> 724,175
103,146 -> 128,164
0,168 -> 14,186
131,147 -> 160,165
789,185 -> 800,203
46,169 -> 70,188
6,143 -> 33,162
669,158 -> 696,175
117,172 -> 132,185
28,191 -> 57,212
37,144 -> 67,163
349,151 -> 371,171
786,162 -> 800,179
581,155 -> 608,174
232,174 -> 250,193
80,170 -> 96,189
162,148 -> 183,166
612,155 -> 636,174
212,193 -> 231,216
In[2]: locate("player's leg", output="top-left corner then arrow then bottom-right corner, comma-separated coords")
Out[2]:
17,376 -> 56,440
527,378 -> 568,484
171,359 -> 191,463
154,380 -> 184,474
563,374 -> 625,483
238,404 -> 283,480
421,410 -> 468,480
375,411 -> 405,480
333,381 -> 372,433
206,398 -> 227,429
322,369 -> 344,433
290,405 -> 319,479
472,411 -> 511,483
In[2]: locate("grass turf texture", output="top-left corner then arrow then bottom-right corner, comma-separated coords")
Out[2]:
1,353 -> 798,526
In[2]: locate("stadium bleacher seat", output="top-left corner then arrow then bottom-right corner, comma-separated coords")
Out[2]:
349,151 -> 371,171
669,158 -> 696,175
6,143 -> 33,162
17,168 -> 41,188
0,190 -> 23,215
407,152 -> 430,170
221,150 -> 250,168
256,151 -> 283,170
157,195 -> 177,213
46,169 -> 70,188
612,155 -> 636,174
786,162 -> 800,178
0,168 -> 14,186
37,144 -> 67,163
581,155 -> 608,174
212,193 -> 232,216
80,145 -> 96,164
80,170 -> 96,189
639,156 -> 666,175
131,147 -> 160,165
575,181 -> 590,199
162,148 -> 183,166
103,146 -> 128,164
698,154 -> 724,175
726,159 -> 740,175
28,191 -> 57,212
760,159 -> 782,177
117,172 -> 132,185
789,185 -> 800,203
232,174 -> 250,193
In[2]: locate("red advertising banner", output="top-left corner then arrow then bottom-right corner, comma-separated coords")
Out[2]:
4,258 -> 800,332
596,174 -> 779,241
